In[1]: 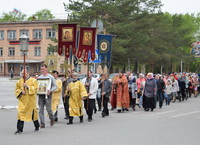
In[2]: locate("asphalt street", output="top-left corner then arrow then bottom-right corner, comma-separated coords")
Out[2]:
0,77 -> 200,145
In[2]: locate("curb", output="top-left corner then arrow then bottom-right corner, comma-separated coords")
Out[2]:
0,105 -> 64,110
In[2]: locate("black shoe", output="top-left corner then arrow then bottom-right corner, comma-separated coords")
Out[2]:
125,108 -> 129,111
132,106 -> 135,111
98,109 -> 101,111
88,118 -> 92,122
64,116 -> 69,120
151,108 -> 154,112
79,116 -> 83,123
34,128 -> 39,132
94,109 -> 97,114
117,109 -> 121,113
101,112 -> 105,117
55,118 -> 58,122
67,122 -> 73,125
14,130 -> 22,135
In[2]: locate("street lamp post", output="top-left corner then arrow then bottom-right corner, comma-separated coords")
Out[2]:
19,34 -> 29,83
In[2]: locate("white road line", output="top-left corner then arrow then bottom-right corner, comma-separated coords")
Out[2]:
171,111 -> 200,118
147,110 -> 178,116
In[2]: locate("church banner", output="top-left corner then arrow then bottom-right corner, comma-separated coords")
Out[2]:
191,42 -> 200,57
97,34 -> 113,69
58,24 -> 77,58
77,27 -> 96,62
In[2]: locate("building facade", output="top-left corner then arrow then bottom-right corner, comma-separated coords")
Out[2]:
0,20 -> 105,77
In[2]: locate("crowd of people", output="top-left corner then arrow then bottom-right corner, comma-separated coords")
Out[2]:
14,64 -> 200,134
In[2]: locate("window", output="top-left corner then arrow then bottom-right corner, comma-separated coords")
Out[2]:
0,63 -> 2,72
76,64 -> 81,73
34,47 -> 41,56
0,30 -> 4,40
46,29 -> 56,39
8,47 -> 15,56
8,64 -> 15,72
7,30 -> 16,40
20,65 -> 29,72
20,29 -> 29,37
33,29 -> 42,39
34,64 -> 41,73
0,48 -> 3,56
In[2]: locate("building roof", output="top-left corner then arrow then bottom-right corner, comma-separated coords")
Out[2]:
0,19 -> 68,25
4,60 -> 44,63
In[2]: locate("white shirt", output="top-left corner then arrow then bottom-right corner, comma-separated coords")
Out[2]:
82,77 -> 98,99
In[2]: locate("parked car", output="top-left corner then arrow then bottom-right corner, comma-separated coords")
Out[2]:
94,74 -> 102,82
108,73 -> 118,81
78,74 -> 87,81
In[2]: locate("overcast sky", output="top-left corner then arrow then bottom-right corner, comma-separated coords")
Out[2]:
0,0 -> 199,18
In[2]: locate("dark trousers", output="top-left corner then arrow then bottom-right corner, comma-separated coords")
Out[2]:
62,96 -> 69,117
102,97 -> 109,115
180,89 -> 186,101
17,111 -> 39,132
157,90 -> 163,108
54,110 -> 58,120
84,99 -> 95,119
97,97 -> 102,111
129,92 -> 136,107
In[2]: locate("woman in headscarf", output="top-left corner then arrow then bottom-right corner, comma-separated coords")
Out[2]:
143,73 -> 157,111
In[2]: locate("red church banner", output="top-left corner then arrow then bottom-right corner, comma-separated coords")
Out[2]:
77,27 -> 96,62
58,24 -> 77,58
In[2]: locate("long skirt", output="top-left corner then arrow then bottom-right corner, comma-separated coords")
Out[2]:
143,95 -> 156,109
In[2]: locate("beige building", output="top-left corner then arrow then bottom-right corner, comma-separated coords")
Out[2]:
0,20 -> 105,77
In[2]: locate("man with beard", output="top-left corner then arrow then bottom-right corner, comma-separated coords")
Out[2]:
111,72 -> 129,113
65,72 -> 88,125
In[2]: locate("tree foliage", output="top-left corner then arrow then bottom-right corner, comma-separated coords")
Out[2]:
27,9 -> 55,21
65,0 -> 200,73
0,11 -> 26,22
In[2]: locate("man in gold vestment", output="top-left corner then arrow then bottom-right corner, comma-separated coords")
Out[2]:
65,72 -> 88,125
14,69 -> 40,134
51,70 -> 62,122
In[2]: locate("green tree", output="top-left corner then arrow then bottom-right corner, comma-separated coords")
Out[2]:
0,11 -> 26,22
64,0 -> 200,73
27,9 -> 55,21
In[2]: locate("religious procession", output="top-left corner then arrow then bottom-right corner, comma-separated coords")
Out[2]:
14,62 -> 200,134
12,22 -> 200,135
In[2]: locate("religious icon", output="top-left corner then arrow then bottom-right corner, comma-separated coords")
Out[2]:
62,27 -> 73,42
193,46 -> 200,56
83,31 -> 92,45
48,59 -> 54,66
37,78 -> 51,99
100,42 -> 108,51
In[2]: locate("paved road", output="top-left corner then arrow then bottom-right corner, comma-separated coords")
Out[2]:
1,97 -> 200,145
0,77 -> 200,145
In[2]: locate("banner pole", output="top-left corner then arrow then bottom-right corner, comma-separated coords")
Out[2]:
87,59 -> 89,110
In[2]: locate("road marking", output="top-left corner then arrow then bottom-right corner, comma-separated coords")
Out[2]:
147,110 -> 178,116
171,111 -> 200,118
